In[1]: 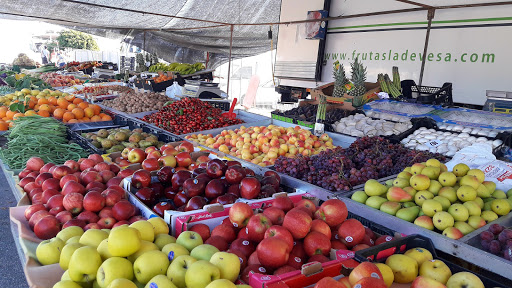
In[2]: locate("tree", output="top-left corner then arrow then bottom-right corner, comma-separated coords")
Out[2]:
57,30 -> 99,50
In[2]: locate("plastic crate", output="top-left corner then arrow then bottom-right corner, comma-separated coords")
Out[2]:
401,80 -> 453,106
354,234 -> 508,287
202,99 -> 230,111
386,117 -> 438,144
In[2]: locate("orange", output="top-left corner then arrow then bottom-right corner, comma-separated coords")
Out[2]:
90,104 -> 101,115
0,121 -> 8,131
13,113 -> 24,120
8,121 -> 14,128
34,104 -> 40,111
100,114 -> 112,121
65,94 -> 75,102
6,110 -> 16,120
48,97 -> 58,106
81,117 -> 90,122
78,102 -> 89,110
83,107 -> 94,118
39,104 -> 51,111
63,112 -> 75,122
37,98 -> 49,105
24,110 -> 37,116
53,108 -> 65,119
90,115 -> 102,122
72,108 -> 84,119
57,99 -> 69,109
28,101 -> 36,109
73,98 -> 83,105
0,107 -> 7,118
37,110 -> 50,117
67,104 -> 77,111
67,118 -> 78,123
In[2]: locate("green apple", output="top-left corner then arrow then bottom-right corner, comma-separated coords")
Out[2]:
351,191 -> 368,204
130,221 -> 155,242
190,244 -> 219,262
66,236 -> 81,244
57,226 -> 84,243
60,243 -> 84,270
209,252 -> 240,282
80,229 -> 109,248
438,172 -> 457,187
154,234 -> 176,250
148,217 -> 170,235
448,204 -> 469,222
97,239 -> 114,260
433,196 -> 451,211
128,240 -> 159,263
167,255 -> 197,288
185,260 -> 220,288
36,237 -> 65,266
452,163 -> 470,177
462,201 -> 481,216
432,211 -> 454,231
134,250 -> 170,284
205,279 -> 236,288
106,278 -> 137,288
108,226 -> 141,257
446,272 -> 484,288
162,243 -> 190,263
428,180 -> 443,195
419,259 -> 452,284
53,280 -> 83,288
68,246 -> 103,282
97,257 -> 134,288
176,231 -> 203,252
144,275 -> 177,288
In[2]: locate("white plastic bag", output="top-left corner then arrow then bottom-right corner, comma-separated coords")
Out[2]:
166,82 -> 182,99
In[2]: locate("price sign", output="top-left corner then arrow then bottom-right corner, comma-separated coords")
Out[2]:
314,123 -> 325,136
425,139 -> 443,148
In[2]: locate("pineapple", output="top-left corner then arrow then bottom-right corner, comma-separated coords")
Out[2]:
332,61 -> 349,97
348,57 -> 367,98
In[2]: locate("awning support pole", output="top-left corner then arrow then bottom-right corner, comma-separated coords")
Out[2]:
419,9 -> 435,86
227,25 -> 234,98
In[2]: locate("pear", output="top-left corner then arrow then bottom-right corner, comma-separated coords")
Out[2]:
492,189 -> 507,199
476,184 -> 491,198
459,175 -> 480,190
414,191 -> 434,206
351,191 -> 368,204
380,201 -> 402,215
403,187 -> 417,197
482,181 -> 496,194
467,216 -> 486,229
462,201 -> 481,216
387,187 -> 413,202
507,188 -> 512,198
433,196 -> 451,211
364,180 -> 387,196
421,166 -> 441,180
365,196 -> 387,209
393,178 -> 410,188
452,163 -> 470,177
442,227 -> 464,240
411,163 -> 426,175
438,172 -> 457,187
421,199 -> 443,217
483,201 -> 493,211
410,174 -> 430,190
454,222 -> 475,235
396,206 -> 420,222
414,215 -> 434,230
474,197 -> 484,209
456,186 -> 477,202
432,211 -> 454,231
426,159 -> 441,167
428,180 -> 442,195
447,204 -> 469,222
397,171 -> 412,180
467,169 -> 485,183
491,199 -> 511,215
481,211 -> 498,222
404,167 -> 412,173
403,202 -> 417,208
439,187 -> 458,203
385,179 -> 394,187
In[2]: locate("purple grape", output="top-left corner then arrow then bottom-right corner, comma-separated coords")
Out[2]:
489,240 -> 502,255
504,246 -> 512,260
481,240 -> 491,251
506,239 -> 512,248
498,229 -> 512,244
488,223 -> 505,235
480,230 -> 495,241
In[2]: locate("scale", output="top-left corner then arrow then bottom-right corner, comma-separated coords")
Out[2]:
483,90 -> 512,114
181,80 -> 226,99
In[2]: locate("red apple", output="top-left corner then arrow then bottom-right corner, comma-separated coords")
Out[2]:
34,215 -> 60,239
29,210 -> 51,228
177,142 -> 194,153
375,235 -> 394,246
42,189 -> 60,203
196,155 -> 210,163
26,157 -> 44,171
349,262 -> 384,286
238,227 -> 250,240
264,171 -> 281,183
129,216 -> 146,224
64,160 -> 79,173
225,165 -> 246,184
28,187 -> 43,199
112,200 -> 136,221
47,194 -> 64,209
127,148 -> 145,163
106,177 -> 124,188
205,159 -> 227,178
131,169 -> 152,188
79,159 -> 96,172
41,178 -> 60,191
147,150 -> 162,159
142,158 -> 160,171
39,163 -> 55,174
264,225 -> 294,253
81,171 -> 102,185
62,219 -> 87,229
205,236 -> 229,251
55,211 -> 73,224
240,177 -> 261,200
241,265 -> 268,284
311,219 -> 332,239
99,207 -> 114,218
88,154 -> 104,164
171,170 -> 192,190
76,210 -> 100,224
109,164 -> 121,174
183,178 -> 207,198
331,240 -> 348,250
61,180 -> 86,196
63,192 -> 84,214
273,265 -> 296,276
283,208 -> 312,239
19,177 -> 35,189
135,187 -> 155,206
272,196 -> 294,212
338,219 -> 365,248
257,237 -> 290,269
211,224 -> 236,243
83,191 -> 105,212
98,217 -> 116,229
295,199 -> 317,215
246,214 -> 272,242
185,196 -> 207,211
121,147 -> 133,159
60,174 -> 79,189
49,206 -> 66,216
24,204 -> 47,221
261,176 -> 279,192
27,171 -> 40,179
35,172 -> 53,187
99,170 -> 116,183
31,193 -> 44,204
304,231 -> 331,256
84,223 -> 101,231
173,192 -> 189,208
229,238 -> 255,258
117,168 -> 135,179
158,155 -> 177,168
162,147 -> 178,156
262,207 -> 285,226
19,169 -> 32,179
229,202 -> 254,228
245,168 -> 255,176
307,254 -> 330,264
315,199 -> 348,227
85,181 -> 106,191
113,220 -> 130,228
248,251 -> 261,266
52,165 -> 72,179
175,152 -> 193,168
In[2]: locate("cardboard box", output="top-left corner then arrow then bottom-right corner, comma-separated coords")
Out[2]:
310,82 -> 381,110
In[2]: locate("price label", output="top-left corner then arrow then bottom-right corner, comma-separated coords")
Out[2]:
314,123 -> 325,136
140,73 -> 147,79
425,139 -> 443,148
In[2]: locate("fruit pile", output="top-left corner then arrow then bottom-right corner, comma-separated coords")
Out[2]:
352,159 -> 512,239
142,98 -> 243,135
186,125 -> 335,166
19,155 -> 143,239
102,90 -> 171,114
275,137 -> 445,191
37,218 -> 242,288
332,114 -> 412,137
73,85 -> 132,97
81,127 -> 167,154
40,73 -> 84,87
314,246 -> 489,287
479,223 -> 512,260
132,159 -> 284,216
186,198 -> 396,283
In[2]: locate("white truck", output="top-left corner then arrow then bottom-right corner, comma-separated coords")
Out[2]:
275,0 -> 512,106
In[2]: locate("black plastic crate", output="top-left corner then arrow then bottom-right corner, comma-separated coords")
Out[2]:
347,211 -> 397,240
202,99 -> 230,111
401,80 -> 453,106
386,117 -> 438,144
354,234 -> 508,287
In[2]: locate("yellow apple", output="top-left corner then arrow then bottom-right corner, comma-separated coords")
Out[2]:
154,234 -> 176,250
167,255 -> 197,288
36,237 -> 65,265
57,226 -> 84,242
60,243 -> 84,270
209,252 -> 240,282
127,240 -> 159,263
404,248 -> 433,267
419,259 -> 452,284
144,275 -> 177,288
205,279 -> 236,288
106,278 -> 137,288
446,272 -> 484,288
97,257 -> 134,288
185,260 -> 220,288
79,229 -> 109,248
133,250 -> 170,284
108,226 -> 141,257
97,239 -> 114,260
68,246 -> 103,282
375,263 -> 394,288
52,280 -> 83,288
385,254 -> 418,283
130,221 -> 155,242
66,235 -> 81,244
162,243 -> 189,263
148,217 -> 169,235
